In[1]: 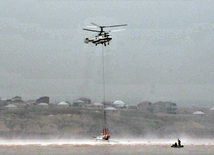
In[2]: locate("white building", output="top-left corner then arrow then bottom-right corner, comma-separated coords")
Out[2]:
193,111 -> 205,118
38,103 -> 49,107
209,107 -> 214,111
57,101 -> 69,107
193,111 -> 205,115
5,104 -> 17,108
104,106 -> 120,116
113,100 -> 126,108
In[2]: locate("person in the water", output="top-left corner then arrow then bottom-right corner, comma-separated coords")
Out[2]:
178,139 -> 181,146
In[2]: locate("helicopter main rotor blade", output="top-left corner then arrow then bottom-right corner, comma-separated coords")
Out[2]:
86,26 -> 98,28
91,23 -> 101,27
83,28 -> 100,33
90,23 -> 127,28
104,24 -> 127,28
109,29 -> 125,32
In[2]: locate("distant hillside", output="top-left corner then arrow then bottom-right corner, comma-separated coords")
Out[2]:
0,106 -> 214,139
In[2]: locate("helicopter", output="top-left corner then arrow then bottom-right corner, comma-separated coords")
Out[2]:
83,23 -> 127,46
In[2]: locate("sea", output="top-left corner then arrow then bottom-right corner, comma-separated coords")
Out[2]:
0,139 -> 213,155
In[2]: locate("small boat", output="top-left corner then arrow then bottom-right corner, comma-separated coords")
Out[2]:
171,139 -> 184,148
171,144 -> 184,148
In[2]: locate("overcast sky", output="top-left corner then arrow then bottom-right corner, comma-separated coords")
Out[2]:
0,0 -> 214,106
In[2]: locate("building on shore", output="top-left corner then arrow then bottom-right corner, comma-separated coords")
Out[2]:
93,103 -> 104,109
73,100 -> 85,107
10,96 -> 26,107
4,104 -> 18,112
57,101 -> 70,107
153,101 -> 177,114
38,103 -> 49,107
78,97 -> 91,104
193,111 -> 205,119
113,100 -> 126,108
137,101 -> 153,112
5,104 -> 17,109
36,96 -> 49,104
209,107 -> 214,111
104,106 -> 120,116
11,96 -> 22,102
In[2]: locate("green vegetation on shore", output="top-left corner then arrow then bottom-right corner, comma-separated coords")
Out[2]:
0,106 -> 214,139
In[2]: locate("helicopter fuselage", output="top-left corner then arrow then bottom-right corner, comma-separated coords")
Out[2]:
85,34 -> 112,46
92,35 -> 112,45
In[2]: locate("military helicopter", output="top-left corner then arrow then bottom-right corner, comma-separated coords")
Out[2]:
83,23 -> 127,46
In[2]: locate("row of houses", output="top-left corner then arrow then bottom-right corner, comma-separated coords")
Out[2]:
1,96 -> 178,114
66,99 -> 178,114
3,97 -> 214,118
0,96 -> 49,105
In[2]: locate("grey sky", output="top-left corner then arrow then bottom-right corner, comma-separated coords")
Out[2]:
0,0 -> 214,106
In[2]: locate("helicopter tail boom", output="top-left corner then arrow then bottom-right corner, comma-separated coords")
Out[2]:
84,38 -> 93,44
